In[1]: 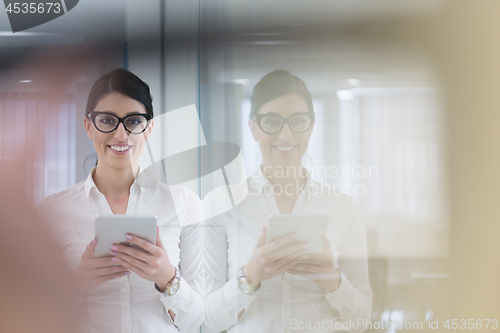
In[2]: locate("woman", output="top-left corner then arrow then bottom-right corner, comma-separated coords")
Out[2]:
38,68 -> 203,333
203,70 -> 372,333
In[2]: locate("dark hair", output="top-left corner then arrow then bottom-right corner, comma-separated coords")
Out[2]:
250,69 -> 313,118
84,68 -> 153,172
85,68 -> 153,117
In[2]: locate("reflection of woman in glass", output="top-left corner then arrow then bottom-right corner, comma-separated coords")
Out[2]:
38,69 -> 203,333
204,70 -> 372,333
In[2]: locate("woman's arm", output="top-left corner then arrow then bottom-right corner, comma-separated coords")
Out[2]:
203,212 -> 252,332
113,189 -> 205,332
165,187 -> 204,331
202,183 -> 306,332
323,198 -> 373,329
202,185 -> 256,332
203,217 -> 306,332
165,221 -> 204,331
287,196 -> 373,332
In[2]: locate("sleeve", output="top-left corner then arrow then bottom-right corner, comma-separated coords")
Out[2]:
324,196 -> 373,333
202,189 -> 255,333
160,188 -> 204,333
36,198 -> 87,310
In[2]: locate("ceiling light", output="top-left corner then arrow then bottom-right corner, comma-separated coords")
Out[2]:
0,31 -> 57,36
336,90 -> 355,101
233,79 -> 250,86
347,79 -> 360,86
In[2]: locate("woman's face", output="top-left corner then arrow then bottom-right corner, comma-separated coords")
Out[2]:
249,93 -> 314,168
84,92 -> 154,173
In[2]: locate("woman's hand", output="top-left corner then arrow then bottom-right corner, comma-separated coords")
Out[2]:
111,227 -> 176,291
243,226 -> 308,287
287,238 -> 342,292
71,239 -> 130,296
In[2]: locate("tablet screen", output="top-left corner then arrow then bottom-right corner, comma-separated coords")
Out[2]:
94,215 -> 158,258
266,214 -> 329,255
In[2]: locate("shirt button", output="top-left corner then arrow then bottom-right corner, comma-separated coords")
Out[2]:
123,305 -> 128,311
284,329 -> 289,333
284,279 -> 290,285
122,281 -> 127,287
124,331 -> 129,333
284,303 -> 289,309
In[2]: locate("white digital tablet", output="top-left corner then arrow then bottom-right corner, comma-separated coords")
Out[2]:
266,214 -> 329,255
94,215 -> 158,258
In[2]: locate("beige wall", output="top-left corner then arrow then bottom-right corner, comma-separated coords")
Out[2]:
392,0 -> 500,321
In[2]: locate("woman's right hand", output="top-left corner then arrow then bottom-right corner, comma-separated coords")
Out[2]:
243,226 -> 308,287
71,239 -> 130,296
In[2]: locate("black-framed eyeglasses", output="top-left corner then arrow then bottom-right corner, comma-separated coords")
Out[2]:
254,112 -> 315,134
87,111 -> 152,134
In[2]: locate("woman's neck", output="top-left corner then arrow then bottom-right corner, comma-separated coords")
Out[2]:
92,164 -> 138,200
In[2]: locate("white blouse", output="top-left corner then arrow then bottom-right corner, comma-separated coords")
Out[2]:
38,169 -> 203,333
202,169 -> 372,333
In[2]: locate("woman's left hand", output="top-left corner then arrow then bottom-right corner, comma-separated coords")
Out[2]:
287,238 -> 342,293
111,227 -> 176,291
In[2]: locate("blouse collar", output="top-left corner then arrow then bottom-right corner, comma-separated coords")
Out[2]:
84,166 -> 143,198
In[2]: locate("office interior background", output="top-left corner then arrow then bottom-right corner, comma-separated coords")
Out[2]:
1,0 -> 499,331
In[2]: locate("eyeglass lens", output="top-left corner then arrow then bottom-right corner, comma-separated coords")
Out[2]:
259,114 -> 312,134
95,114 -> 149,134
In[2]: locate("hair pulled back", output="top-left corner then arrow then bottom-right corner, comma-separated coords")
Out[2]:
250,69 -> 313,118
85,68 -> 153,117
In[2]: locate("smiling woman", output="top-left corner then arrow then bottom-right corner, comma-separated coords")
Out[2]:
203,70 -> 372,333
83,69 -> 155,177
37,68 -> 203,333
84,92 -> 153,183
250,93 -> 314,173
